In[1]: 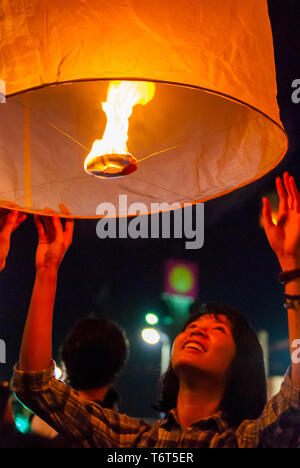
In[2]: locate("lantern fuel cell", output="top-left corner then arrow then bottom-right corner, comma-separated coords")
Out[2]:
0,80 -> 5,103
84,81 -> 155,178
0,0 -> 288,218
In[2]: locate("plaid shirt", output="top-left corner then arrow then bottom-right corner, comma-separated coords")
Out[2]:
11,364 -> 300,448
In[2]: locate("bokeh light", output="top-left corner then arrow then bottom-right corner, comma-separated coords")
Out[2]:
141,328 -> 160,345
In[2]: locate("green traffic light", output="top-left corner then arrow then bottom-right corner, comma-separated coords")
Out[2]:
170,265 -> 194,294
145,313 -> 159,325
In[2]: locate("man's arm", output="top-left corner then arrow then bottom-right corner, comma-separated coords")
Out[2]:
19,214 -> 73,371
0,209 -> 27,271
11,365 -> 150,447
13,215 -> 149,447
263,172 -> 300,385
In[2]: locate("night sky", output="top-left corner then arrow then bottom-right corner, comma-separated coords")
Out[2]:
1,0 -> 300,420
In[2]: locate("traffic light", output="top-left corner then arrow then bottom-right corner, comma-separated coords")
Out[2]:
163,259 -> 198,300
162,259 -> 199,326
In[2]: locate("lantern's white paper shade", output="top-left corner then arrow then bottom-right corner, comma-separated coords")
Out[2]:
0,79 -> 5,103
0,0 -> 287,217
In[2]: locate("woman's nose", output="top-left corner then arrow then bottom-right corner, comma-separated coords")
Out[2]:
189,328 -> 207,337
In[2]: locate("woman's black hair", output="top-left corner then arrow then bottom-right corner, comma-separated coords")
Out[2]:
155,303 -> 267,428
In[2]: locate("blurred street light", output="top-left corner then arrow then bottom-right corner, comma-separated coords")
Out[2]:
141,328 -> 171,375
145,313 -> 159,326
141,328 -> 160,345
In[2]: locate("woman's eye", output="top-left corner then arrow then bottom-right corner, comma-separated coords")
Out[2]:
214,327 -> 226,333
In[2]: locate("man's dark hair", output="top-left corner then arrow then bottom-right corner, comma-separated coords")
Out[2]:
60,316 -> 129,390
155,303 -> 267,428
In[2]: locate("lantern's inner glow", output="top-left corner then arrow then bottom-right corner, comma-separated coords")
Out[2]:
84,81 -> 155,178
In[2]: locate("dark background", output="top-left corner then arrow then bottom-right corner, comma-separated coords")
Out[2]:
0,0 -> 300,420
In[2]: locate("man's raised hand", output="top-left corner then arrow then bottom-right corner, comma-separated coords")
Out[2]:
34,215 -> 74,272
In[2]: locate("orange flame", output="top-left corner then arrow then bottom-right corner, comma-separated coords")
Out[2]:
84,81 -> 155,176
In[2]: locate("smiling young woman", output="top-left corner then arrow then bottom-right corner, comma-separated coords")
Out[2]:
156,304 -> 266,429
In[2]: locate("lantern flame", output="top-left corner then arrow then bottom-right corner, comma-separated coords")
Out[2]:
84,81 -> 155,178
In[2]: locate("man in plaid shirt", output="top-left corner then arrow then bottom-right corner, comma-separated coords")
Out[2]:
10,173 -> 300,447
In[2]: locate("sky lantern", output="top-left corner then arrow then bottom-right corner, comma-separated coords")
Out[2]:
0,0 -> 288,218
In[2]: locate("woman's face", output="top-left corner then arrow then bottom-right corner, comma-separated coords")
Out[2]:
172,314 -> 236,383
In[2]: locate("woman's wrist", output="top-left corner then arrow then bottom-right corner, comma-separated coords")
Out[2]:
278,255 -> 300,272
36,265 -> 59,279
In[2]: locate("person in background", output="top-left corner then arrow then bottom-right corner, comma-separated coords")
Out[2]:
30,316 -> 128,441
0,382 -> 14,427
11,173 -> 300,447
59,316 -> 128,408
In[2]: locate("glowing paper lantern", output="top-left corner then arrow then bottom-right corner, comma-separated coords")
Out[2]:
0,0 -> 287,218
